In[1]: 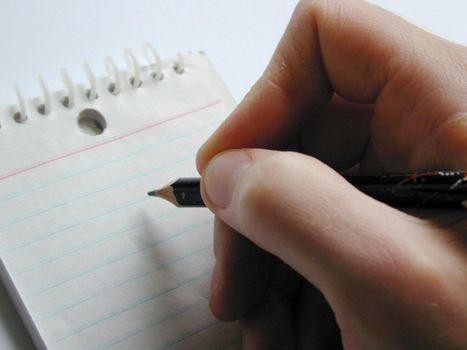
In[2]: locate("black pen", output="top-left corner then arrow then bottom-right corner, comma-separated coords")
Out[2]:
148,172 -> 467,209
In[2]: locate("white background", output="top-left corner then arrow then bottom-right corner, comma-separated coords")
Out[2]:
0,1 -> 465,348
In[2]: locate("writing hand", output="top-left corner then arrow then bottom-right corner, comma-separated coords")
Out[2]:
197,0 -> 467,348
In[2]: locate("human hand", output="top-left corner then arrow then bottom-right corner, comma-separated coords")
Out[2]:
196,0 -> 467,349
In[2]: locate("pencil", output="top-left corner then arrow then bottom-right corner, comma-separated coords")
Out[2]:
148,172 -> 467,208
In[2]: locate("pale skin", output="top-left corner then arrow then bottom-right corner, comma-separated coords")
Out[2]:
196,0 -> 467,349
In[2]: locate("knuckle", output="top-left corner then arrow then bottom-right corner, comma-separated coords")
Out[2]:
236,153 -> 290,214
239,152 -> 293,199
236,152 -> 318,222
298,0 -> 346,23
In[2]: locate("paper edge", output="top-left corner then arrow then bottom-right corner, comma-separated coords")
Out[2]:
0,259 -> 46,350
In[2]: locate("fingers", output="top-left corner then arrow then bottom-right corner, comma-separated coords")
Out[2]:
196,0 -> 429,172
211,219 -> 303,347
203,149 -> 467,347
299,94 -> 372,171
210,218 -> 271,321
240,260 -> 301,350
211,217 -> 303,320
295,282 -> 342,350
241,288 -> 295,350
201,149 -> 430,296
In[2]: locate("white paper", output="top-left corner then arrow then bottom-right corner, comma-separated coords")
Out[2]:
0,52 -> 240,350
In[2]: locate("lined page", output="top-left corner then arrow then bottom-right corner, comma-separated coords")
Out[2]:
0,52 -> 240,349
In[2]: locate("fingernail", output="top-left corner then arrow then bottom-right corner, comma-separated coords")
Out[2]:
203,150 -> 252,208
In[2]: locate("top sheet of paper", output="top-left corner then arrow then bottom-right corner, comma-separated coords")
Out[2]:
0,52 -> 240,350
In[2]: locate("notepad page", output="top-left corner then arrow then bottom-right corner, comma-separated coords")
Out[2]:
0,52 -> 240,350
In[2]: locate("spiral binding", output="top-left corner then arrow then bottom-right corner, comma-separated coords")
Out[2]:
3,43 -> 185,128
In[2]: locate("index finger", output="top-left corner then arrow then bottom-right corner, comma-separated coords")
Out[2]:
196,0 -> 434,172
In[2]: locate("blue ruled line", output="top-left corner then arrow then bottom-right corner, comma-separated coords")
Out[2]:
28,220 -> 212,298
16,207 -> 178,276
40,243 -> 211,321
94,300 -> 211,350
0,107 -> 223,349
0,121 -> 216,204
162,321 -> 219,350
2,197 -> 148,255
3,153 -> 194,254
55,271 -> 211,344
0,151 -> 195,232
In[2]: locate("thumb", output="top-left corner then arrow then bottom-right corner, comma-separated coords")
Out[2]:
200,149 -> 436,295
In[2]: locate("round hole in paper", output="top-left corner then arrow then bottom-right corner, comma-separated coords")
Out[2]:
78,108 -> 107,135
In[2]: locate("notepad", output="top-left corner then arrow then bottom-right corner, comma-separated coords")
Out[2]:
0,46 -> 240,349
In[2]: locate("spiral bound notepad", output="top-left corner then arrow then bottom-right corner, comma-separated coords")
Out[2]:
0,44 -> 240,350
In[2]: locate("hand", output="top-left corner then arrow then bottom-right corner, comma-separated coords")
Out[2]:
196,0 -> 467,349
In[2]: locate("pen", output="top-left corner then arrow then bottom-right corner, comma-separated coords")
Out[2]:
148,172 -> 467,209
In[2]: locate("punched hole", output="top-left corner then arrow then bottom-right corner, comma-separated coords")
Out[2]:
37,104 -> 47,115
108,83 -> 116,93
85,90 -> 99,100
13,112 -> 27,123
62,96 -> 71,108
173,63 -> 184,74
129,77 -> 142,88
151,72 -> 164,80
78,108 -> 107,135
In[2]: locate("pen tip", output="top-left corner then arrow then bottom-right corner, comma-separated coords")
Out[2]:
147,186 -> 175,200
147,183 -> 178,206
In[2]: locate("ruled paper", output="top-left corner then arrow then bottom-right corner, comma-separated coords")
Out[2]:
0,52 -> 240,349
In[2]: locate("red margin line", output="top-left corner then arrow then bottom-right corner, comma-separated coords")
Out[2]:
0,100 -> 222,182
